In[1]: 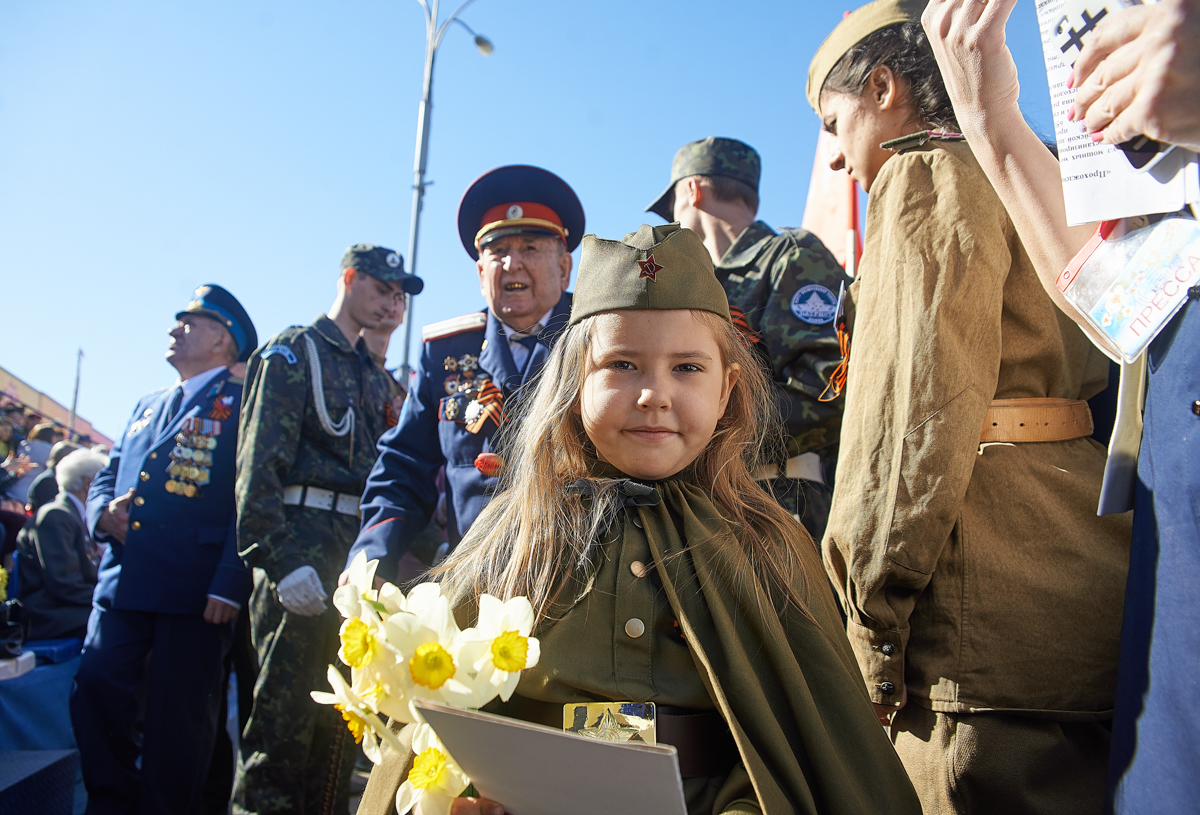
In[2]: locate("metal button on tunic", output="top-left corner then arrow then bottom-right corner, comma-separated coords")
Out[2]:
131,521 -> 141,531
134,497 -> 145,506
139,471 -> 149,482
882,642 -> 895,656
625,618 -> 646,638
630,560 -> 647,578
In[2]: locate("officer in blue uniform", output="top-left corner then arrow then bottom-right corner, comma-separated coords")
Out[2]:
349,165 -> 584,578
71,284 -> 257,815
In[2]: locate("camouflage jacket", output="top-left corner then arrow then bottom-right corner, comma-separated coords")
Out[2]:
236,314 -> 394,582
717,221 -> 847,456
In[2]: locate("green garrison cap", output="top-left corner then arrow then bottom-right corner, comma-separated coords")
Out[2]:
806,0 -> 929,113
645,137 -> 761,222
570,224 -> 731,326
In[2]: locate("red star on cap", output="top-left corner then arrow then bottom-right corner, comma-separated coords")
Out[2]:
638,255 -> 663,281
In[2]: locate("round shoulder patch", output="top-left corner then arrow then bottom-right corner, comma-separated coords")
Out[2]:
790,284 -> 837,325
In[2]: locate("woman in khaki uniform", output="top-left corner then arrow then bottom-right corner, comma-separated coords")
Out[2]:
356,224 -> 921,815
808,3 -> 1132,814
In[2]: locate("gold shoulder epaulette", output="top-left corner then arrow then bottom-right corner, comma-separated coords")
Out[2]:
423,312 -> 487,342
882,130 -> 966,153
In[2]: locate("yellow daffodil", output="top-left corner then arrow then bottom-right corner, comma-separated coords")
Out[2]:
394,723 -> 470,815
382,583 -> 478,718
310,666 -> 402,765
409,642 -> 456,689
457,594 -> 541,705
339,617 -> 383,669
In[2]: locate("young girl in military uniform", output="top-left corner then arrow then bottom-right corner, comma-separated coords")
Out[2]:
808,2 -> 1132,814
357,223 -> 920,815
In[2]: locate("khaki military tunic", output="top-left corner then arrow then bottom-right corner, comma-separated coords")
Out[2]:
823,139 -> 1132,716
360,471 -> 921,815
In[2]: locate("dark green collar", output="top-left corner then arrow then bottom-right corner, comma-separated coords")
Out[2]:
717,220 -> 778,270
881,130 -> 965,153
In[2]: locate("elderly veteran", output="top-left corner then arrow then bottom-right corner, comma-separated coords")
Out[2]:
808,2 -> 1132,813
233,243 -> 422,815
15,447 -> 107,640
647,137 -> 847,540
347,165 -> 584,579
71,283 -> 258,815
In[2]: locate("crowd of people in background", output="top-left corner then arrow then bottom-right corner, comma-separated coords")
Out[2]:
1,400 -> 114,628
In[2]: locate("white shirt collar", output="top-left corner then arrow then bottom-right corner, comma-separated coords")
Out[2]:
500,309 -> 555,342
64,491 -> 86,520
175,366 -> 227,407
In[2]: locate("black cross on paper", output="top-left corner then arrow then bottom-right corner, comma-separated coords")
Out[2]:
1060,8 -> 1108,55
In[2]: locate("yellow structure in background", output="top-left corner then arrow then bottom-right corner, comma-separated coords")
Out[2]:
0,364 -> 113,447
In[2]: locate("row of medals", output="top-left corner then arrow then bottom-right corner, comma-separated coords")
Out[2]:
166,431 -> 216,498
444,353 -> 482,422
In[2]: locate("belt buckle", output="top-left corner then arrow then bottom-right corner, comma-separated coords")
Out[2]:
564,702 -> 656,745
335,493 -> 360,517
305,487 -> 335,511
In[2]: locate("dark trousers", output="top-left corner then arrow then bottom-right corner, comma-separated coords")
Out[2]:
232,572 -> 356,815
70,606 -> 234,815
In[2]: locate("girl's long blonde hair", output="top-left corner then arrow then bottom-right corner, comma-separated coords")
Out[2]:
434,309 -> 816,623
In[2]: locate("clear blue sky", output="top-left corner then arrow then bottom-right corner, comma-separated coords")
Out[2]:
2,0 -> 1053,439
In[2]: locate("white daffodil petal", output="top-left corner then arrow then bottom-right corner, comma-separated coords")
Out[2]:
378,583 -> 406,614
395,781 -> 419,815
333,584 -> 361,618
524,636 -> 541,669
496,669 -> 521,702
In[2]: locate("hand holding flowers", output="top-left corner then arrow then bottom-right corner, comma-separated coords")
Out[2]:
312,553 -> 541,815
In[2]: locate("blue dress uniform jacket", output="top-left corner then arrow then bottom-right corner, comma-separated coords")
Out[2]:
86,369 -> 251,613
350,293 -> 571,576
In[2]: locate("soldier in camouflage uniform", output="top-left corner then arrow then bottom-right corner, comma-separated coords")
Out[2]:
232,244 -> 423,815
647,137 -> 848,541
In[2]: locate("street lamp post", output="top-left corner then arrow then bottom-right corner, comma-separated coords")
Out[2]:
401,0 -> 493,380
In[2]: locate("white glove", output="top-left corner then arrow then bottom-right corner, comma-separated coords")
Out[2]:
277,565 -> 328,616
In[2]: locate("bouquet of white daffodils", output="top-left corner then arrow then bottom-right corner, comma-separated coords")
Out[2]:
312,552 -> 541,815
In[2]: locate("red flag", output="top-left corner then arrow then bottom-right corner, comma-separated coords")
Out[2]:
801,127 -> 862,276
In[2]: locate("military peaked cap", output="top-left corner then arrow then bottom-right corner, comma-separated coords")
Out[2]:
177,284 -> 258,362
457,165 -> 585,260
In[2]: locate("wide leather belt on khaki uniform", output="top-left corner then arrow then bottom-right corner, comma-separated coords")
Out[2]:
751,451 -> 824,484
282,485 -> 361,517
980,398 -> 1094,443
505,694 -> 738,778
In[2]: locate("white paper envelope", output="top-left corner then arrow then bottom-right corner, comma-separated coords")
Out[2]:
414,698 -> 688,815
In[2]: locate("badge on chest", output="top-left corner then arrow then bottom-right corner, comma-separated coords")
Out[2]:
165,417 -> 220,498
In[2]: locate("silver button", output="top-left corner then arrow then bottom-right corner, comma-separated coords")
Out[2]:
624,618 -> 645,639
630,560 -> 647,578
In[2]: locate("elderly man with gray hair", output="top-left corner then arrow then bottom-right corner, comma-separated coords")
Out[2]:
16,448 -> 109,640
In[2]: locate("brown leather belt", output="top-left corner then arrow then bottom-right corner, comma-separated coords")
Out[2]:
505,694 -> 739,778
980,398 -> 1094,444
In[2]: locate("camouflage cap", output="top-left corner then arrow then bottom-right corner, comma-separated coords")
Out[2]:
645,137 -> 761,222
806,0 -> 929,114
340,244 -> 425,295
569,224 -> 731,326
